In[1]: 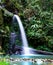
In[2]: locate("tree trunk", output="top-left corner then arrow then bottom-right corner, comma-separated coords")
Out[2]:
0,9 -> 3,51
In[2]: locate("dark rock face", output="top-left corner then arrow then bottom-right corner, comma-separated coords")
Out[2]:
9,44 -> 22,55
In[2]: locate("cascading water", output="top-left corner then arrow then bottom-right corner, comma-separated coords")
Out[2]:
0,0 -> 1,2
13,15 -> 31,55
10,32 -> 17,48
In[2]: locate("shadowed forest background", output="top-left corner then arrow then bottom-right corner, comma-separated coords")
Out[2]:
0,0 -> 53,53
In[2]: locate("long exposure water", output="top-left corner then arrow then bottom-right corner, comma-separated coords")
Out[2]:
13,15 -> 31,55
8,15 -> 53,65
10,55 -> 53,65
0,0 -> 1,2
0,15 -> 53,65
0,55 -> 53,65
10,32 -> 17,48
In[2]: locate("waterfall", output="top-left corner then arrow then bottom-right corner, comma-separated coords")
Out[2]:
13,15 -> 30,55
0,0 -> 1,2
10,32 -> 17,48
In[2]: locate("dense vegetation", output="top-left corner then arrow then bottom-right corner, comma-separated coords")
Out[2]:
0,0 -> 53,53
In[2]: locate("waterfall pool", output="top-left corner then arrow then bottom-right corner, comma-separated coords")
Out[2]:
9,55 -> 53,65
0,55 -> 53,65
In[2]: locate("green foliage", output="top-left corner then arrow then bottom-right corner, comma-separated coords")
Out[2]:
0,61 -> 9,65
1,0 -> 53,52
0,57 -> 9,65
0,62 -> 9,65
23,0 -> 53,52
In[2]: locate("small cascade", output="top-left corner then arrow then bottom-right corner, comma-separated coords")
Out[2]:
10,32 -> 17,48
0,0 -> 1,2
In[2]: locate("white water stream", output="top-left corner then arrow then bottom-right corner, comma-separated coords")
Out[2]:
13,15 -> 31,55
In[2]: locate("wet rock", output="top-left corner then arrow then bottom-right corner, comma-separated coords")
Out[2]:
9,44 -> 22,55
